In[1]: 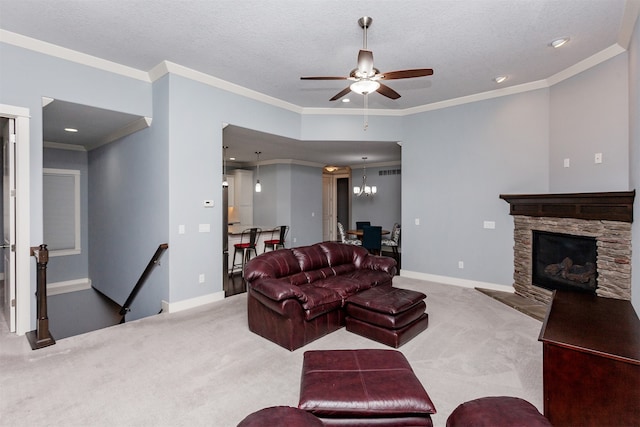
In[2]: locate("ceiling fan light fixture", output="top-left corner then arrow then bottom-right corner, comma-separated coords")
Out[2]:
494,75 -> 508,84
350,79 -> 380,95
550,37 -> 570,48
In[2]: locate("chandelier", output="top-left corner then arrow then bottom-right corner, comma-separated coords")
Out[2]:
353,156 -> 377,196
255,151 -> 262,193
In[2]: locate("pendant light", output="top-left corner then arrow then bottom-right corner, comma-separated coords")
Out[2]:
255,151 -> 262,193
353,156 -> 377,196
222,145 -> 229,187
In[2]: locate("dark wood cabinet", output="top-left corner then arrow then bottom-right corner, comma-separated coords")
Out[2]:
539,291 -> 640,426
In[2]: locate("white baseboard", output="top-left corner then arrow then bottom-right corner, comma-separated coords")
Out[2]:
161,291 -> 225,314
399,270 -> 512,292
47,278 -> 92,296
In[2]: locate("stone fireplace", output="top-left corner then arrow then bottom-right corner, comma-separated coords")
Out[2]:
500,191 -> 635,305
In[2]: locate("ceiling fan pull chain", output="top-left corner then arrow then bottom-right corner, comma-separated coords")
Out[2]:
364,94 -> 369,130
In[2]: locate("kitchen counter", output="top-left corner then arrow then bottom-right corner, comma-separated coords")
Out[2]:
228,225 -> 277,235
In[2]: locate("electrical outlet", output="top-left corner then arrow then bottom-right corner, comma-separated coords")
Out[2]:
458,261 -> 464,269
415,218 -> 420,226
198,274 -> 205,283
595,153 -> 603,164
563,158 -> 570,168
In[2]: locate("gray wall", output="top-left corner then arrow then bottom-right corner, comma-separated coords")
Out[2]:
2,29 -> 639,324
88,77 -> 169,321
401,90 -> 550,286
0,42 -> 152,329
549,53 -> 630,192
43,147 -> 89,283
351,164 -> 402,231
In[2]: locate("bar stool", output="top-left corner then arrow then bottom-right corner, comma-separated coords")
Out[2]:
230,227 -> 261,277
263,225 -> 289,252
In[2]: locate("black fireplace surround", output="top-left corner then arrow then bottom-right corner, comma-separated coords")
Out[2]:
532,231 -> 597,294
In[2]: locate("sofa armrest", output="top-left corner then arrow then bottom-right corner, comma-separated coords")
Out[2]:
361,255 -> 398,276
250,278 -> 308,303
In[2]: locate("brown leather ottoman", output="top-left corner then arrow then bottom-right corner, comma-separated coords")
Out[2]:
346,286 -> 429,347
298,349 -> 437,426
446,397 -> 552,427
237,406 -> 323,427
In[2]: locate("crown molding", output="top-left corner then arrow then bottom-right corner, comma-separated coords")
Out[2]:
546,44 -> 626,86
0,30 -> 150,82
618,0 -> 640,49
1,28 -> 630,117
351,160 -> 401,169
43,141 -> 86,151
149,60 -> 303,114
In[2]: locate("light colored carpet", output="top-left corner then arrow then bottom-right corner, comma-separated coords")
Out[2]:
0,277 -> 544,426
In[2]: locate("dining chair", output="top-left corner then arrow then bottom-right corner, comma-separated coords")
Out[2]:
382,223 -> 401,261
264,225 -> 289,252
361,225 -> 382,255
230,227 -> 261,277
355,221 -> 371,230
337,222 -> 362,246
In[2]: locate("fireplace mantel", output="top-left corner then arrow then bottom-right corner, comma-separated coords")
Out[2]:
500,191 -> 635,222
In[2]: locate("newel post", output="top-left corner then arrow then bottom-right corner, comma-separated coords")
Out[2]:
26,244 -> 55,350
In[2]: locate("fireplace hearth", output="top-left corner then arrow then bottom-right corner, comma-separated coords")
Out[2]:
500,191 -> 634,304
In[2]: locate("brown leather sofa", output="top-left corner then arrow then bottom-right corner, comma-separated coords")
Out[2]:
244,242 -> 397,351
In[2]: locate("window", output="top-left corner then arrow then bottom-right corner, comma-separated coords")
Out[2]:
43,168 -> 81,256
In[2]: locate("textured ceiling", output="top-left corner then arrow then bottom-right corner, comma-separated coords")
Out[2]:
1,0 -> 636,164
0,0 -> 633,110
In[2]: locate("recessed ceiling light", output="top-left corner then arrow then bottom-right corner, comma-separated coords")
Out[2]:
64,127 -> 78,132
550,37 -> 570,48
494,75 -> 508,84
229,157 -> 236,161
342,98 -> 350,103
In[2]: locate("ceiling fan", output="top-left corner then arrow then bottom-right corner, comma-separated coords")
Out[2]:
301,16 -> 434,101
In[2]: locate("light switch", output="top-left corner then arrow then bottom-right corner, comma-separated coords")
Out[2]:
483,221 -> 496,229
203,200 -> 214,207
595,153 -> 603,164
198,223 -> 210,232
415,218 -> 420,226
178,224 -> 185,234
563,158 -> 570,168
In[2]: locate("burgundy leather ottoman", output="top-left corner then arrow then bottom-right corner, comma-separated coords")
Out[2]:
446,397 -> 552,427
298,349 -> 437,426
346,286 -> 429,348
237,406 -> 323,427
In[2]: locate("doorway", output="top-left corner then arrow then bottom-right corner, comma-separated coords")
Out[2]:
0,104 -> 30,336
322,168 -> 351,242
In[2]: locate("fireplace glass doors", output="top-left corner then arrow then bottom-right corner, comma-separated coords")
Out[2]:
532,231 -> 597,294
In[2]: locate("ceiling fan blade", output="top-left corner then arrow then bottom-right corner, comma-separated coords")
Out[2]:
300,76 -> 348,80
376,83 -> 401,100
357,49 -> 374,76
380,68 -> 434,80
330,86 -> 353,101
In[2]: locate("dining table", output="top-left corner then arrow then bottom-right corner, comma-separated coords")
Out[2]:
347,228 -> 390,239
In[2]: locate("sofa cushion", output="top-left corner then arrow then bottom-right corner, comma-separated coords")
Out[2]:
319,242 -> 369,267
299,284 -> 343,320
312,276 -> 370,300
244,249 -> 302,282
348,269 -> 395,288
293,245 -> 330,271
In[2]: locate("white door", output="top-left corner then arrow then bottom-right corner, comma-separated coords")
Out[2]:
2,118 -> 16,332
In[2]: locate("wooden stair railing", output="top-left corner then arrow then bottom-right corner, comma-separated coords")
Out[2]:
119,243 -> 168,323
27,244 -> 55,350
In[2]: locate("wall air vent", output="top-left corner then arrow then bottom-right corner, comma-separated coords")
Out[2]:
378,169 -> 401,176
